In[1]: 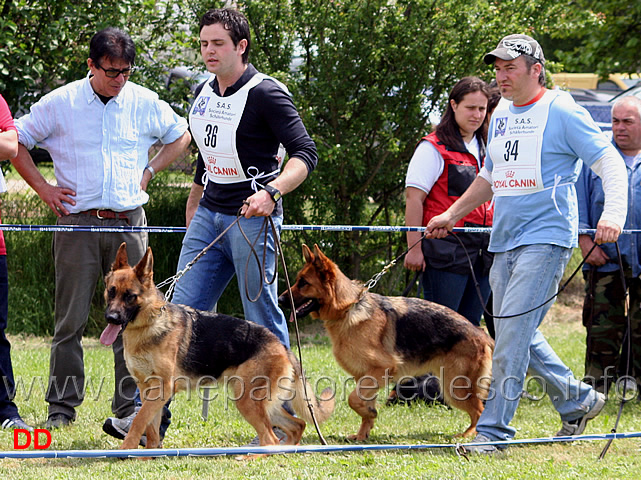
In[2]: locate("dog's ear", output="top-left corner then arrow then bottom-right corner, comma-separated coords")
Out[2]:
112,242 -> 129,271
311,244 -> 337,284
133,247 -> 154,285
302,244 -> 314,263
312,244 -> 333,271
313,244 -> 328,263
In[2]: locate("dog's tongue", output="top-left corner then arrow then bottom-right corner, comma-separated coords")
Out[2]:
100,324 -> 122,346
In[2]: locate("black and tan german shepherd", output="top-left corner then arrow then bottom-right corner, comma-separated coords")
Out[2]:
279,244 -> 494,440
100,243 -> 334,451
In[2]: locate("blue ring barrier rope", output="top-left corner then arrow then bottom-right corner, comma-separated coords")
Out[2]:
0,223 -> 636,234
1,431 -> 640,459
1,223 -> 636,459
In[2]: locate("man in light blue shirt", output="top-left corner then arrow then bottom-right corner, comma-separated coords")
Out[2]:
426,34 -> 627,454
12,27 -> 191,430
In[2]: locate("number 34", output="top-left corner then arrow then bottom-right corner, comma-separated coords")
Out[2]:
503,139 -> 519,162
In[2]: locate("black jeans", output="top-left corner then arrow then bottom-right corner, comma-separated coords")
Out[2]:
0,255 -> 19,420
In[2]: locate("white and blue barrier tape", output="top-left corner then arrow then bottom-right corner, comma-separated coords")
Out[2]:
0,224 -> 638,235
1,431 -> 640,459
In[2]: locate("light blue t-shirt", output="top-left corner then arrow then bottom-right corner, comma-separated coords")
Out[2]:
486,90 -> 614,252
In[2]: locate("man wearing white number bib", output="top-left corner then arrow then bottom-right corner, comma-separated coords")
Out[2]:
173,8 -> 317,347
104,8 -> 317,446
426,34 -> 628,454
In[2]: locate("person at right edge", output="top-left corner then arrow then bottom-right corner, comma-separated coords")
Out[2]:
577,95 -> 641,397
426,34 -> 627,454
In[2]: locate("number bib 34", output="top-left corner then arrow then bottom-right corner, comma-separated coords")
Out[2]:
489,90 -> 557,196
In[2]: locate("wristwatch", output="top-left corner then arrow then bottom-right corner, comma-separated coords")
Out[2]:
263,184 -> 282,203
144,164 -> 156,179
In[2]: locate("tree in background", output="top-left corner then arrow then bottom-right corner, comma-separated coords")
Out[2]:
0,0 -> 199,115
1,1 -> 622,333
252,0 -> 590,280
551,1 -> 641,77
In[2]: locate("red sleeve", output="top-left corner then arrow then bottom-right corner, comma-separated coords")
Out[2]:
0,94 -> 16,133
0,94 -> 10,253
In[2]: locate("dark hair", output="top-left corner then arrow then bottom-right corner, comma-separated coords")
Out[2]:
523,55 -> 546,86
435,76 -> 490,152
200,8 -> 250,64
486,80 -> 501,116
89,27 -> 136,65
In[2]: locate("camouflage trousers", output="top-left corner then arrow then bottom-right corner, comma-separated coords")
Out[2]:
582,269 -> 641,394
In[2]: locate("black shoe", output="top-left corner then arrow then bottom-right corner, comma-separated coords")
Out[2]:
45,413 -> 73,429
2,417 -> 34,432
387,374 -> 444,406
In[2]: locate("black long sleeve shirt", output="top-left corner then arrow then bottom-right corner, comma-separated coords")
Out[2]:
192,64 -> 318,215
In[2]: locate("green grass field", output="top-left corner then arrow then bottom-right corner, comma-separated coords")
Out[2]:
1,298 -> 640,479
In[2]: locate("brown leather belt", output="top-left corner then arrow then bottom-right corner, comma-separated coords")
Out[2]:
78,209 -> 133,222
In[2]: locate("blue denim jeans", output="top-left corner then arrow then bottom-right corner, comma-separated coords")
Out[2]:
422,266 -> 490,326
477,244 -> 599,441
171,207 -> 290,348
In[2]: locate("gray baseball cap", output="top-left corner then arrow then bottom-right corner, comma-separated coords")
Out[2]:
484,34 -> 545,65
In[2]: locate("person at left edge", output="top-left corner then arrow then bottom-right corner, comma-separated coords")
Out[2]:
0,93 -> 34,432
11,27 -> 191,429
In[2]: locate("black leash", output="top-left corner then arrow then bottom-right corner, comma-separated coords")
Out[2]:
234,212 -> 329,445
450,232 -> 598,320
269,216 -> 329,445
366,230 -> 595,320
158,214 -> 243,298
599,241 -> 633,460
364,231 -> 427,290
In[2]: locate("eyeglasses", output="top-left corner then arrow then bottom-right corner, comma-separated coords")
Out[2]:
95,63 -> 135,78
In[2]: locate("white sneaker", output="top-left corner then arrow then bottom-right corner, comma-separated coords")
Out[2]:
103,406 -> 149,446
2,417 -> 34,432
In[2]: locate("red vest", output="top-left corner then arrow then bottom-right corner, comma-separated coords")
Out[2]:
421,132 -> 493,227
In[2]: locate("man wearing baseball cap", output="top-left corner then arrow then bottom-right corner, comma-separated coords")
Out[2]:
426,34 -> 628,454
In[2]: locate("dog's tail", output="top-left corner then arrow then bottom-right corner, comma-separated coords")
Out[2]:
287,351 -> 335,424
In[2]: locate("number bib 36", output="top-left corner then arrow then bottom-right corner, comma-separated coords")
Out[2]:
489,90 -> 557,196
189,73 -> 285,186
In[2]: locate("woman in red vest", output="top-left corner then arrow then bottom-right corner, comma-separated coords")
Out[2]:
404,77 -> 495,326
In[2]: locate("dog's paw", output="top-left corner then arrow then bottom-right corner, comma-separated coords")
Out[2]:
235,453 -> 268,461
120,439 -> 139,451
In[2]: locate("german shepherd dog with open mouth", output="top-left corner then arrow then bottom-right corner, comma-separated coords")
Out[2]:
279,244 -> 494,440
101,243 -> 334,451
